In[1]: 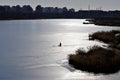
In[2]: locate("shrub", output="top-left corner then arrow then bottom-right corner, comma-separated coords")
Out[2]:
69,46 -> 120,74
69,30 -> 120,74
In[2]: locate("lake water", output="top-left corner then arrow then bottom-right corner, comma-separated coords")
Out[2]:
0,19 -> 120,80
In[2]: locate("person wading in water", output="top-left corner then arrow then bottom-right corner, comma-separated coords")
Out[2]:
58,42 -> 62,47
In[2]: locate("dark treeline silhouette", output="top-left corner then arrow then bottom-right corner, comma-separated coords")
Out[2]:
0,5 -> 120,20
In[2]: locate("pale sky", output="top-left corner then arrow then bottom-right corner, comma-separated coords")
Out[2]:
0,0 -> 120,10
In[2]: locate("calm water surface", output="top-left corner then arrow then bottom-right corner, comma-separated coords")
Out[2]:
0,19 -> 120,80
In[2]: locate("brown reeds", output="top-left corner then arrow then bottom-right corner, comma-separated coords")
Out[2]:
69,30 -> 120,74
69,46 -> 120,74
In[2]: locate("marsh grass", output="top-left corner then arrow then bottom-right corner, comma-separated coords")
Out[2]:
89,30 -> 120,49
69,30 -> 120,74
69,46 -> 120,74
89,30 -> 120,44
90,19 -> 120,26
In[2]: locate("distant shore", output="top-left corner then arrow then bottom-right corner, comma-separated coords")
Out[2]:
1,5 -> 120,20
86,18 -> 120,26
0,17 -> 73,20
69,30 -> 120,74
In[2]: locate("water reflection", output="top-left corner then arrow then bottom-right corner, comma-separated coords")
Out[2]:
0,19 -> 120,80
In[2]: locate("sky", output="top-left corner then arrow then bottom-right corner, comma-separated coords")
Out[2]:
0,0 -> 120,11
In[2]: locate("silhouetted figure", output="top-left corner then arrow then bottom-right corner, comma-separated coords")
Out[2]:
58,42 -> 62,47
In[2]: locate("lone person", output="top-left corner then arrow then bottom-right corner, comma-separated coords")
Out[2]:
58,42 -> 62,47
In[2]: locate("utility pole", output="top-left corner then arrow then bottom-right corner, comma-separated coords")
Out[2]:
88,4 -> 90,10
99,7 -> 102,10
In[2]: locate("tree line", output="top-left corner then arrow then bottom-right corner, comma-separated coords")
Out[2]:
0,5 -> 120,19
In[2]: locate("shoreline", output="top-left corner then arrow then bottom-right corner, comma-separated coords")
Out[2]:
86,18 -> 120,26
0,18 -> 86,21
68,30 -> 120,74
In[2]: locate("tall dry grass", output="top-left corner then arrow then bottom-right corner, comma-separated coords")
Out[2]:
69,45 -> 120,74
69,30 -> 120,74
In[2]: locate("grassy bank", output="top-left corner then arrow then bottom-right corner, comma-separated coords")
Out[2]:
89,30 -> 120,49
69,30 -> 120,74
87,18 -> 120,26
